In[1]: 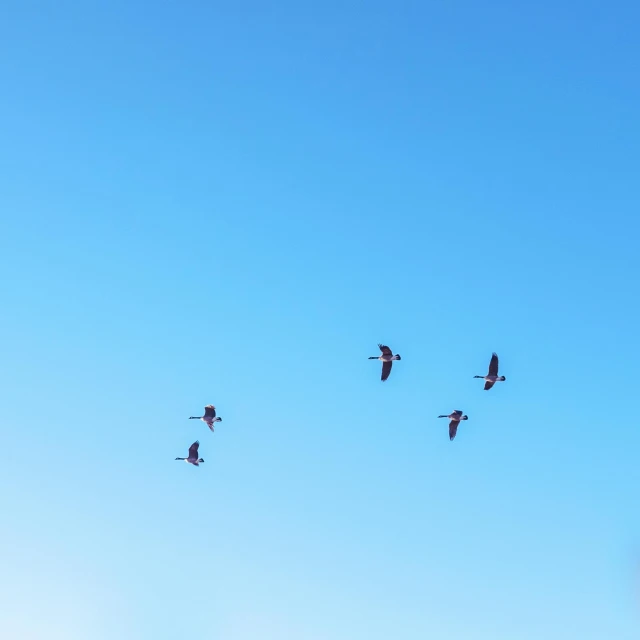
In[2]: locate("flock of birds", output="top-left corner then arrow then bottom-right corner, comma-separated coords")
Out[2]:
175,405 -> 222,466
176,346 -> 507,466
369,344 -> 507,441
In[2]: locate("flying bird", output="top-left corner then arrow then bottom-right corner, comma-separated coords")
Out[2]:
175,441 -> 205,466
368,344 -> 402,381
437,410 -> 468,441
474,352 -> 506,390
189,404 -> 222,431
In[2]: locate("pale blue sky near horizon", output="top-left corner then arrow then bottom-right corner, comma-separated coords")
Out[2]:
1,1 -> 639,638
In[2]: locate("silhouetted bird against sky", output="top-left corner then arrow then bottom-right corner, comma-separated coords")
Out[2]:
368,344 -> 401,382
474,353 -> 506,391
438,410 -> 468,441
175,441 -> 204,466
189,405 -> 222,431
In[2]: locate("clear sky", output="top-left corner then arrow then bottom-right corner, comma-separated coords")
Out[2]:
1,1 -> 639,638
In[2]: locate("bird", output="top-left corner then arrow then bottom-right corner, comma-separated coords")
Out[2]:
474,352 -> 506,390
189,404 -> 222,431
368,344 -> 402,381
175,441 -> 205,466
438,410 -> 468,441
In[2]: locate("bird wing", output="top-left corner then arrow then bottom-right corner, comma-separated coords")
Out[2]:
378,344 -> 393,356
484,380 -> 495,391
204,405 -> 216,418
188,441 -> 200,459
488,353 -> 499,376
449,421 -> 458,440
381,360 -> 392,381
452,410 -> 462,419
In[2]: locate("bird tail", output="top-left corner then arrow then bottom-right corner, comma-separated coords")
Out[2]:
395,354 -> 402,360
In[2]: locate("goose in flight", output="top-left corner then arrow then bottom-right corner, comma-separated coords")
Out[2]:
474,352 -> 506,390
368,344 -> 401,381
437,410 -> 468,441
189,404 -> 222,431
175,441 -> 205,466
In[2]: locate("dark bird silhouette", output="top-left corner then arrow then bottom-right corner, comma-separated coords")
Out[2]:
368,344 -> 401,381
437,410 -> 468,441
175,441 -> 205,466
474,353 -> 506,390
189,405 -> 222,431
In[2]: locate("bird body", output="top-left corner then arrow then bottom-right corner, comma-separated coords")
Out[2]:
189,404 -> 222,431
474,353 -> 506,390
175,441 -> 205,466
368,344 -> 401,381
438,410 -> 468,441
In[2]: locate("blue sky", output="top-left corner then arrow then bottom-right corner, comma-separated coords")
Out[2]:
1,1 -> 639,638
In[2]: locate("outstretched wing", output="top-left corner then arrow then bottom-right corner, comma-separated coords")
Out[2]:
378,344 -> 393,356
204,405 -> 216,419
488,353 -> 499,376
449,421 -> 458,441
452,410 -> 463,419
188,441 -> 200,459
484,380 -> 495,391
381,360 -> 392,381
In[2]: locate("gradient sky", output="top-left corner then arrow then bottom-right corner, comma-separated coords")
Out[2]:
1,1 -> 639,638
